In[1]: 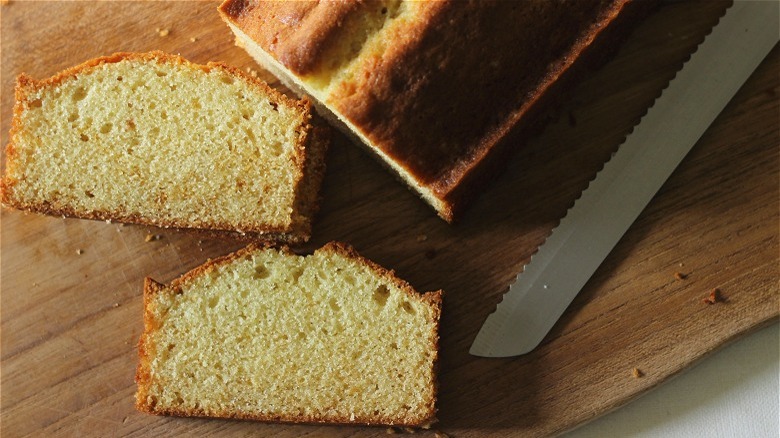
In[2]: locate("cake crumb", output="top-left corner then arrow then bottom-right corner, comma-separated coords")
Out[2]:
145,233 -> 162,242
403,427 -> 417,434
245,66 -> 259,78
156,28 -> 170,37
674,272 -> 687,280
702,288 -> 725,305
434,431 -> 450,438
113,303 -> 120,308
416,234 -> 428,242
386,428 -> 397,435
189,36 -> 198,43
76,249 -> 83,255
632,368 -> 644,378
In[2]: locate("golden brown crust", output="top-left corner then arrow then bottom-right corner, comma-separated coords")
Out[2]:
219,0 -> 373,76
221,0 -> 654,222
135,277 -> 165,412
1,51 -> 330,243
135,241 -> 441,426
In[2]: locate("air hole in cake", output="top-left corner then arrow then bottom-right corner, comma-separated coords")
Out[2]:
328,298 -> 340,312
373,285 -> 389,307
116,76 -> 123,81
67,113 -> 79,122
291,267 -> 304,281
342,274 -> 357,286
269,101 -> 278,111
208,296 -> 220,308
99,123 -> 113,134
220,76 -> 234,84
29,99 -> 42,109
73,87 -> 87,101
401,301 -> 415,315
156,71 -> 168,77
84,190 -> 94,198
160,111 -> 168,120
169,84 -> 177,91
269,141 -> 284,157
79,133 -> 89,142
253,264 -> 270,279
244,127 -> 256,143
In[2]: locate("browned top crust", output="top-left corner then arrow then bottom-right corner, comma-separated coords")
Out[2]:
221,0 -> 651,221
220,0 -> 373,76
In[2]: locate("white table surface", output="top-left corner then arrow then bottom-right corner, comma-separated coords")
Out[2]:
565,322 -> 779,437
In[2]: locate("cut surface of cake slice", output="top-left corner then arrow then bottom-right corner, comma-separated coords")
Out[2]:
136,241 -> 442,427
1,51 -> 329,243
219,0 -> 653,221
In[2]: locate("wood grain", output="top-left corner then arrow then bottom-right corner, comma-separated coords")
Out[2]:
1,1 -> 777,437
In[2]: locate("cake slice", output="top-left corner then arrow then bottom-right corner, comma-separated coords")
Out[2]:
219,0 -> 653,221
136,241 -> 442,427
1,51 -> 329,243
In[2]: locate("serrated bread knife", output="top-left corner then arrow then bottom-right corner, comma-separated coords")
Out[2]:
470,1 -> 779,358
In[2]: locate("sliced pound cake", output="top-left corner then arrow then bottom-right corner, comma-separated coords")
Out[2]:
136,241 -> 442,427
1,51 -> 329,243
219,0 -> 653,221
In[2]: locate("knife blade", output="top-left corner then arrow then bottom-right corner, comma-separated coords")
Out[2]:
470,0 -> 779,358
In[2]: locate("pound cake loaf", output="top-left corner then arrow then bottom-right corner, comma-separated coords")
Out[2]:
1,51 -> 329,243
219,0 -> 653,221
136,241 -> 442,427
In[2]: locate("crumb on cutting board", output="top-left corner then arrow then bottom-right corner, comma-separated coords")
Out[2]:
145,233 -> 162,242
702,288 -> 725,304
155,27 -> 170,37
632,367 -> 644,378
674,271 -> 687,280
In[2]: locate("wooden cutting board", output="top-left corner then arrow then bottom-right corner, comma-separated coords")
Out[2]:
1,1 -> 777,437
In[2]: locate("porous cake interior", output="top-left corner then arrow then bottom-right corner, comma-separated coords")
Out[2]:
139,246 -> 438,425
5,56 -> 308,232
